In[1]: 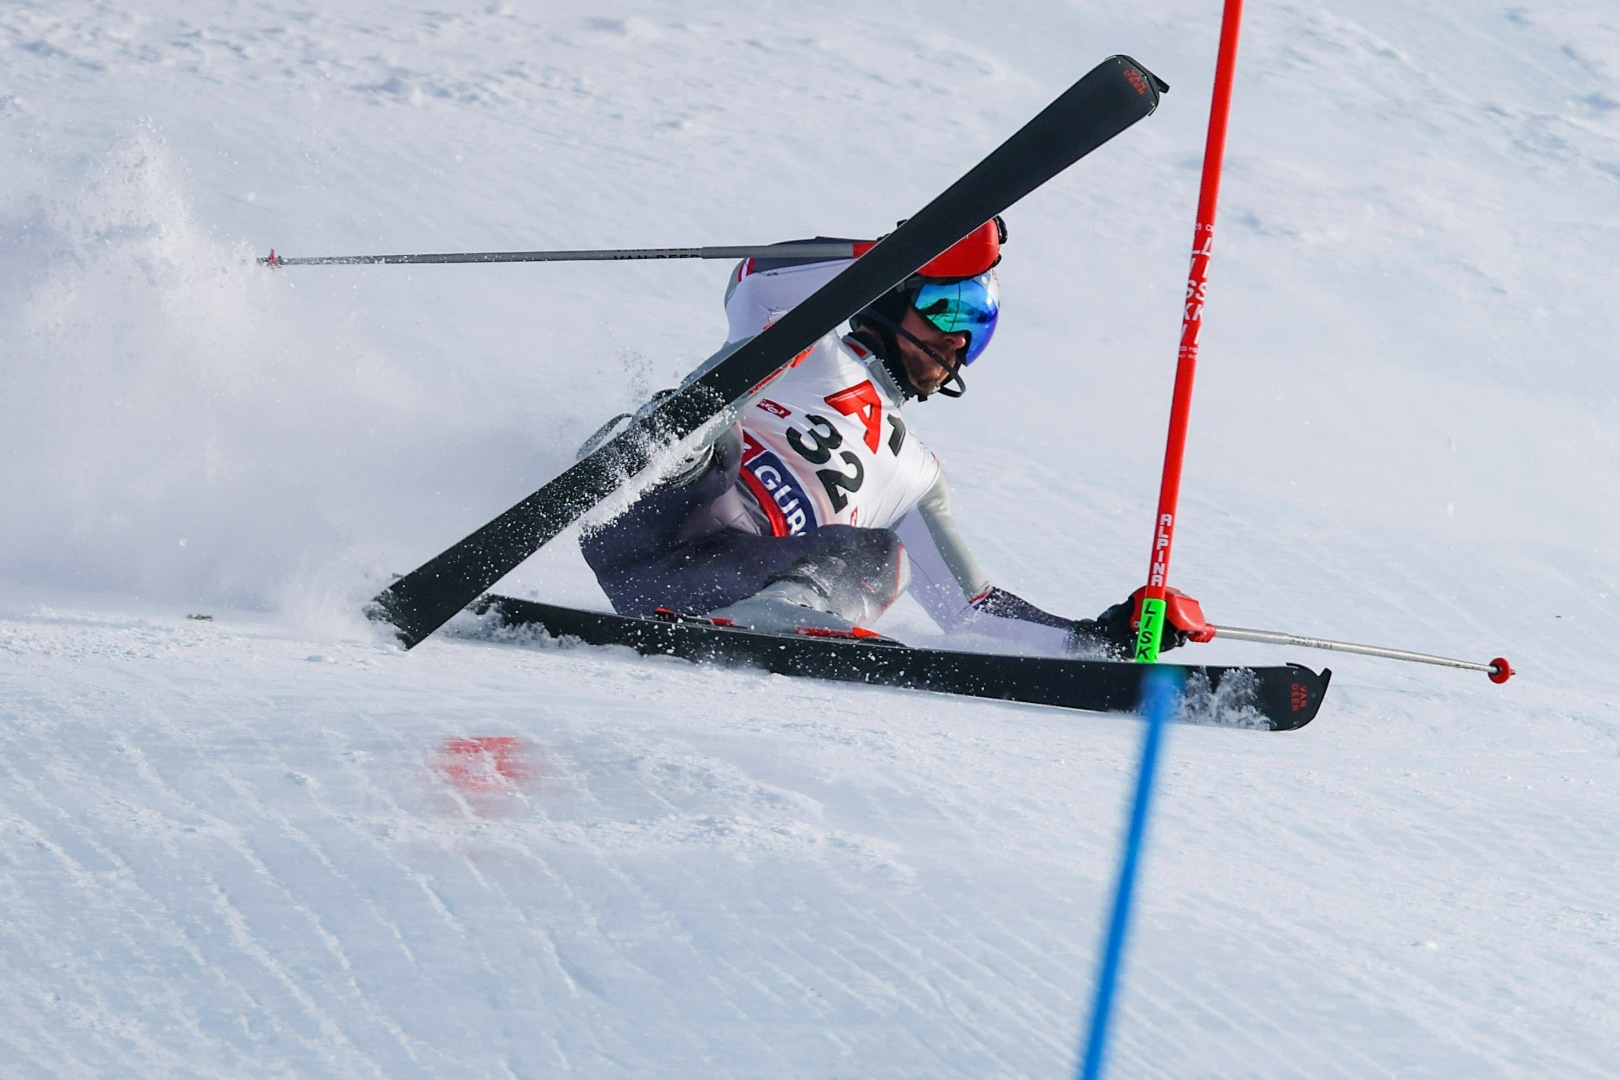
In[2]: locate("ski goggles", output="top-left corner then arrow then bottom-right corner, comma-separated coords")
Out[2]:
910,270 -> 999,364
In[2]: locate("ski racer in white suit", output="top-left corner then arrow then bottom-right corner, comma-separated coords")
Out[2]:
579,222 -> 1193,656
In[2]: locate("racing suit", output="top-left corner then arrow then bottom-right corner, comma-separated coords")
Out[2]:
581,244 -> 1085,654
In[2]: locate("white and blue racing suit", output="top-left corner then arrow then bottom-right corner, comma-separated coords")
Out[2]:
581,243 -> 1081,654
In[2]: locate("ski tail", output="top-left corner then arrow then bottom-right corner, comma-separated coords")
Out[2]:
372,56 -> 1167,649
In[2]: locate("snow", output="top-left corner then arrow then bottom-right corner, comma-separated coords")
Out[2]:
2,0 -> 1618,1075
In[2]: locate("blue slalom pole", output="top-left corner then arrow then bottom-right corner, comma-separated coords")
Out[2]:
1076,666 -> 1184,1080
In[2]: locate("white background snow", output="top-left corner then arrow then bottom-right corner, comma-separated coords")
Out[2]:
2,0 -> 1617,1075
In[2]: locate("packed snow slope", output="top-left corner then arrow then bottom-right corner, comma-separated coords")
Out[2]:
3,1 -> 1618,1076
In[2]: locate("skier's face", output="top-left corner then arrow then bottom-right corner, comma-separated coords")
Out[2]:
896,306 -> 969,395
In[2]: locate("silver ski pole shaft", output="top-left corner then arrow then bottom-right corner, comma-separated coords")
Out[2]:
258,241 -> 871,268
1209,624 -> 1514,683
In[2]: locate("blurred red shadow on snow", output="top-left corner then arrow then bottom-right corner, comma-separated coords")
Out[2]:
434,736 -> 537,796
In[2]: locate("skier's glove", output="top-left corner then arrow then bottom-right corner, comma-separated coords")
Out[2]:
1066,601 -> 1160,660
1066,588 -> 1211,659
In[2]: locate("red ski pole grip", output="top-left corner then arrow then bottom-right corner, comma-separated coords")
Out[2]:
1127,585 -> 1215,643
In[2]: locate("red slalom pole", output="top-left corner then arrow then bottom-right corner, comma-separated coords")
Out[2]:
1135,0 -> 1246,663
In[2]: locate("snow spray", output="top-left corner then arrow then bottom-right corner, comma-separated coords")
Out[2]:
0,128 -> 533,618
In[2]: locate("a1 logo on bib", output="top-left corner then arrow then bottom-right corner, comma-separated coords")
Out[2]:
824,381 -> 884,452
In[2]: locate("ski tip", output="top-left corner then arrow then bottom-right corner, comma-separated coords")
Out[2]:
1488,657 -> 1514,684
1109,55 -> 1170,100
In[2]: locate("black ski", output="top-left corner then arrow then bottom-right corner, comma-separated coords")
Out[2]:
372,55 -> 1169,649
472,596 -> 1331,731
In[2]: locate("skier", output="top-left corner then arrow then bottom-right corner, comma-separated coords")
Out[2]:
579,220 -> 1201,657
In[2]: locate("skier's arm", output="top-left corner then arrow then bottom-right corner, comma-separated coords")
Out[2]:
640,245 -> 866,454
680,249 -> 856,395
894,476 -> 1152,657
722,247 -> 857,343
579,246 -> 857,459
893,476 -> 1076,652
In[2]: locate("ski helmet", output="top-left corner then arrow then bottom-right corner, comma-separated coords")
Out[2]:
851,217 -> 1005,373
918,217 -> 1005,278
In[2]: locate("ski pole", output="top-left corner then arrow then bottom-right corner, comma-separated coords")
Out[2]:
257,240 -> 876,268
1208,625 -> 1514,683
1134,0 -> 1245,664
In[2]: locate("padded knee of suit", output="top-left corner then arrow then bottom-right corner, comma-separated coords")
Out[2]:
769,527 -> 909,626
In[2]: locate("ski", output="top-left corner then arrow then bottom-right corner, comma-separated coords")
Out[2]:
371,55 -> 1169,649
472,596 -> 1332,731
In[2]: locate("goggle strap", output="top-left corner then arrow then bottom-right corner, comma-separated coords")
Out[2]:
856,307 -> 967,401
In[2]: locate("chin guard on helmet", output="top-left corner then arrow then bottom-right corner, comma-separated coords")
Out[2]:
852,305 -> 967,401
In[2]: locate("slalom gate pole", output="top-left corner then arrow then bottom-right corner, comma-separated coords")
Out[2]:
1079,6 -> 1246,1079
1209,625 -> 1514,682
1077,665 -> 1184,1080
258,240 -> 874,268
1136,0 -> 1245,665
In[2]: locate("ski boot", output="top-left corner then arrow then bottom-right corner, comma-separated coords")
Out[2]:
708,529 -> 909,639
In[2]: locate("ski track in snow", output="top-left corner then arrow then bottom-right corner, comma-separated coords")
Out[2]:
3,0 -> 1619,1076
2,605 -> 1615,1077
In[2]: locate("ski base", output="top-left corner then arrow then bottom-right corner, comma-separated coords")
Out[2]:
473,596 -> 1330,730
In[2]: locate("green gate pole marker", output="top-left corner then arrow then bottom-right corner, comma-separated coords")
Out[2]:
1134,597 -> 1167,664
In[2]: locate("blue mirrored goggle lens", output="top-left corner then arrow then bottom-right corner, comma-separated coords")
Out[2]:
911,273 -> 999,363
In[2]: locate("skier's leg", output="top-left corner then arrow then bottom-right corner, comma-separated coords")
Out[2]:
594,514 -> 908,628
580,428 -> 745,612
579,422 -> 907,626
706,525 -> 911,632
